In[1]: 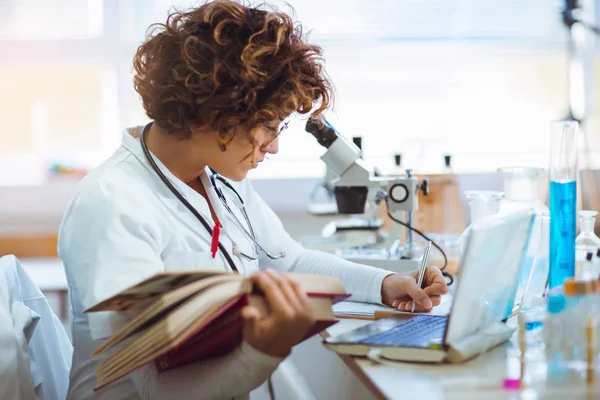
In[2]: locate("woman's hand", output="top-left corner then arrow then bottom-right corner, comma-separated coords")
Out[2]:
241,269 -> 316,358
380,266 -> 449,312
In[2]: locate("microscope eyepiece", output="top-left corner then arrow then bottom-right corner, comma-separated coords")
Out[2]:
306,117 -> 368,215
305,118 -> 340,148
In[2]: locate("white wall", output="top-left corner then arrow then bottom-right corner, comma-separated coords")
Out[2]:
0,174 -> 509,236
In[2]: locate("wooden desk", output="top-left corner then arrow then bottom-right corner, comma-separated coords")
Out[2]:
322,318 -> 600,400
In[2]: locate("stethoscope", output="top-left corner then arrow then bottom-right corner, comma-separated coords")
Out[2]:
139,122 -> 285,273
207,173 -> 285,261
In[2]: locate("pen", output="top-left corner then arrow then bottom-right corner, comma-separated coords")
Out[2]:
412,241 -> 431,313
211,220 -> 221,258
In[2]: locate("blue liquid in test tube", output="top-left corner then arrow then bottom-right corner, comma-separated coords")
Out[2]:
548,121 -> 578,289
549,181 -> 576,287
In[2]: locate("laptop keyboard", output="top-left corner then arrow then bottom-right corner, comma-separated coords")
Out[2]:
359,315 -> 448,348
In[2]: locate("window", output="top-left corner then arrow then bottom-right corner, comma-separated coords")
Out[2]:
0,0 -> 103,39
0,0 -> 592,185
0,0 -> 115,185
250,0 -> 572,178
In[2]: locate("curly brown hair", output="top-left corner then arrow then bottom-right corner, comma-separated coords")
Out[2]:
132,0 -> 332,148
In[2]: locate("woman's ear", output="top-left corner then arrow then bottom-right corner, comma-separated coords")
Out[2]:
217,127 -> 240,152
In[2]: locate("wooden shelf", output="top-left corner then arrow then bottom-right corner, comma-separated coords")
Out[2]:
0,234 -> 58,258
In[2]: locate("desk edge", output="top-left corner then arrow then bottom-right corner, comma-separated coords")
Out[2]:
319,329 -> 387,400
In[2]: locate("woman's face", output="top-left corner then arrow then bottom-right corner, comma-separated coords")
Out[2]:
207,119 -> 288,181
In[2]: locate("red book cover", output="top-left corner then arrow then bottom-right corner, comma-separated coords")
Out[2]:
155,292 -> 348,372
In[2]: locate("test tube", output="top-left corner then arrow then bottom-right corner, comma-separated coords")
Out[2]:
518,313 -> 526,387
548,120 -> 578,289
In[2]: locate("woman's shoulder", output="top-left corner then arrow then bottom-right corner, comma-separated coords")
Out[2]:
65,151 -> 157,221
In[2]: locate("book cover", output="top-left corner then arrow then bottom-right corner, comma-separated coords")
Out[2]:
155,292 -> 344,372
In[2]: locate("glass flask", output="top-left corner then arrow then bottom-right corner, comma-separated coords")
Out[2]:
575,210 -> 600,280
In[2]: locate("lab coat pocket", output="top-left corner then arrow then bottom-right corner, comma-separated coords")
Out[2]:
163,250 -> 226,272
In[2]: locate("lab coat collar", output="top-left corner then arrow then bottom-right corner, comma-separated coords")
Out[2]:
198,172 -> 231,232
120,127 -> 232,234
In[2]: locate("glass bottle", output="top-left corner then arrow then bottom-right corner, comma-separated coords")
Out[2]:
561,279 -> 599,371
544,293 -> 566,379
594,249 -> 600,279
575,210 -> 600,280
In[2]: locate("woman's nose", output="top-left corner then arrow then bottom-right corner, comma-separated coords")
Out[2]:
265,137 -> 279,154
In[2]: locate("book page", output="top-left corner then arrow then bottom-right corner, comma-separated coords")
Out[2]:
95,280 -> 251,389
85,270 -> 237,312
87,270 -> 347,313
91,274 -> 242,356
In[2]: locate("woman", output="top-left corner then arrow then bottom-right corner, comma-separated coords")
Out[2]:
58,1 -> 448,399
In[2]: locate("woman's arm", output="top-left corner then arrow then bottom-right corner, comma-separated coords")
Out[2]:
279,247 -> 392,303
131,341 -> 281,400
243,180 -> 393,304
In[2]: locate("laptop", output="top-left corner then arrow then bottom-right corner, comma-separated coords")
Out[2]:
323,208 -> 535,364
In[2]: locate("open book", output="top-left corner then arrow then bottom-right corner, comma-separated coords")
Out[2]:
85,270 -> 350,391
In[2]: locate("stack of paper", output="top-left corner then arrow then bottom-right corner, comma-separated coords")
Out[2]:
332,301 -> 396,318
333,295 -> 452,319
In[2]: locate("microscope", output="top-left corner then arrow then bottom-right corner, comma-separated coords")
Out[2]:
305,118 -> 429,272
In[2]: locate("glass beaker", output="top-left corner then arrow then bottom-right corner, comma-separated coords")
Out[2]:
549,121 -> 578,289
575,210 -> 600,280
498,167 -> 547,213
466,190 -> 504,222
459,190 -> 504,256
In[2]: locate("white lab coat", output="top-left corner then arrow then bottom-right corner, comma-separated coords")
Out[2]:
58,127 -> 392,400
0,255 -> 73,400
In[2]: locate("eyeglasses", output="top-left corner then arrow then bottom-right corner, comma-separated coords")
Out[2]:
261,119 -> 290,151
209,172 -> 286,261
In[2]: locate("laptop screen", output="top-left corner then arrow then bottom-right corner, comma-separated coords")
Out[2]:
444,208 -> 534,346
